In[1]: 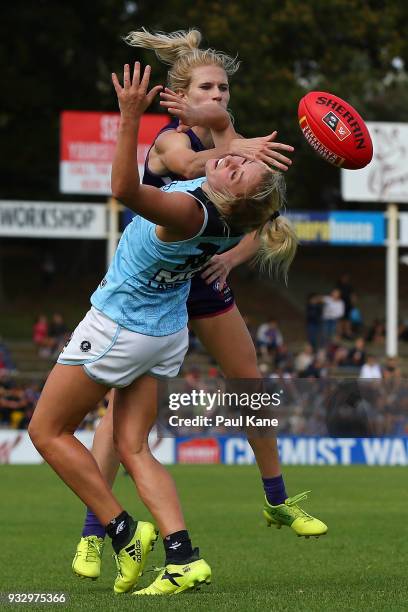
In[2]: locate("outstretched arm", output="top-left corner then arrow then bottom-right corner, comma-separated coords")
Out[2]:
111,63 -> 203,234
160,88 -> 294,172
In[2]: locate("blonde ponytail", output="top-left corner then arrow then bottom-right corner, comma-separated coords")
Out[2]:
124,28 -> 240,91
256,215 -> 298,282
203,169 -> 298,281
123,28 -> 202,65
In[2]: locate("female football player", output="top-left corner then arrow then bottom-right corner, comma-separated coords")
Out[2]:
72,29 -> 327,584
29,62 -> 299,596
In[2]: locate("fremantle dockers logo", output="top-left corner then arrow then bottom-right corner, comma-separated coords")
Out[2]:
322,111 -> 351,141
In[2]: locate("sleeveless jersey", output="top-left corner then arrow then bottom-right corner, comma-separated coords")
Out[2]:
91,178 -> 243,336
143,120 -> 206,188
142,119 -> 237,319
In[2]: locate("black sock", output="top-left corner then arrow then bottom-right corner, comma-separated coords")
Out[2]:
163,530 -> 194,564
105,511 -> 136,554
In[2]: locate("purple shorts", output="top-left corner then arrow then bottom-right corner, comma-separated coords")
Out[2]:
187,275 -> 235,319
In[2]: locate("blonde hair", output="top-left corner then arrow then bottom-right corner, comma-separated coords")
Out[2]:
204,171 -> 298,281
123,28 -> 240,91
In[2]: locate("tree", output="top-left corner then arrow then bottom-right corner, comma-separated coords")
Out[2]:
1,0 -> 408,208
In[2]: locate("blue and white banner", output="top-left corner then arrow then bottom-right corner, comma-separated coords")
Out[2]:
287,211 -> 385,245
175,436 -> 408,466
329,212 -> 385,245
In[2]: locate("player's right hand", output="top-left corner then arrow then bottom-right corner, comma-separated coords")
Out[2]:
112,62 -> 162,120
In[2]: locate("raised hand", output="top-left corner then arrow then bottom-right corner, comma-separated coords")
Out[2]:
160,87 -> 230,132
112,62 -> 162,120
230,132 -> 294,171
160,87 -> 208,131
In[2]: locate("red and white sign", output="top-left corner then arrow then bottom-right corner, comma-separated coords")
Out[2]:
177,438 -> 220,464
60,112 -> 169,195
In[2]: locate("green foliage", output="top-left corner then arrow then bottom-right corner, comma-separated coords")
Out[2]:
1,0 -> 408,206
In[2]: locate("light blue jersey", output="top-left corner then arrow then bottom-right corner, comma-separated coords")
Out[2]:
91,178 -> 243,336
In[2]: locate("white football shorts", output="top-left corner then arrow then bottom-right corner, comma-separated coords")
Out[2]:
57,307 -> 189,388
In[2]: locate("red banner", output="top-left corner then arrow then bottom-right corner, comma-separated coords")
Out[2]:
60,111 -> 169,195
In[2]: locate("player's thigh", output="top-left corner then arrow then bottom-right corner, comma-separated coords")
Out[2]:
30,364 -> 109,439
191,305 -> 260,378
112,375 -> 158,454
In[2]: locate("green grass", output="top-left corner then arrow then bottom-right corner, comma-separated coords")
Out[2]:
2,465 -> 408,611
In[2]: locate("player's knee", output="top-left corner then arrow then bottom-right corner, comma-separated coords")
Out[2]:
114,436 -> 149,463
28,419 -> 48,453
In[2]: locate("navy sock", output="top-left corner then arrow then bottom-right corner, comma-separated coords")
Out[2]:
82,509 -> 106,539
105,511 -> 136,554
163,530 -> 193,564
263,475 -> 287,506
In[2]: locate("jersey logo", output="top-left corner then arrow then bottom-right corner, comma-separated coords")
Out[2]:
148,242 -> 219,290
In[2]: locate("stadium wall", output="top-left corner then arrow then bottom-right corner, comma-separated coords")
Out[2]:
1,431 -> 408,466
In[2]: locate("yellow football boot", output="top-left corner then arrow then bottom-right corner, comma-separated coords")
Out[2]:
113,521 -> 158,594
72,536 -> 105,579
263,491 -> 328,537
133,548 -> 211,595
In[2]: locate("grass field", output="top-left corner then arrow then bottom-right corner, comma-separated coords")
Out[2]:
2,464 -> 408,611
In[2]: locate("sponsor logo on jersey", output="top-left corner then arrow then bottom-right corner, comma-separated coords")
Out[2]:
80,340 -> 91,352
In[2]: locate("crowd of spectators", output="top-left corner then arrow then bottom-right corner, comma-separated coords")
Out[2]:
32,313 -> 69,358
0,372 -> 108,431
1,271 -> 407,436
159,363 -> 408,438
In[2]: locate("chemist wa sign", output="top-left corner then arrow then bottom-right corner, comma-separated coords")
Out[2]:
60,111 -> 169,195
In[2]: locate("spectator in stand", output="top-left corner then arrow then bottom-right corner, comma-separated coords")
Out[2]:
321,289 -> 345,345
32,315 -> 53,357
326,333 -> 345,365
349,293 -> 363,337
337,337 -> 366,369
256,318 -> 283,358
301,354 -> 328,379
0,342 -> 15,374
274,343 -> 294,372
0,382 -> 30,428
336,273 -> 354,339
305,293 -> 323,350
398,318 -> 408,342
383,357 -> 401,382
366,318 -> 385,344
294,343 -> 314,375
48,313 -> 69,355
359,354 -> 382,379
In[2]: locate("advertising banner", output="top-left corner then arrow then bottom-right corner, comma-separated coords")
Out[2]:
0,201 -> 106,238
286,211 -> 385,245
176,436 -> 408,466
60,112 -> 168,195
328,211 -> 385,245
286,211 -> 329,243
341,122 -> 408,203
0,430 -> 175,465
399,212 -> 408,246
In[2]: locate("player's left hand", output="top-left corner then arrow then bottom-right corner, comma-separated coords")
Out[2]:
230,132 -> 294,171
201,253 -> 232,288
112,62 -> 162,119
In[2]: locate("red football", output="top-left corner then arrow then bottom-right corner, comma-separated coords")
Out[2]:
298,91 -> 373,170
